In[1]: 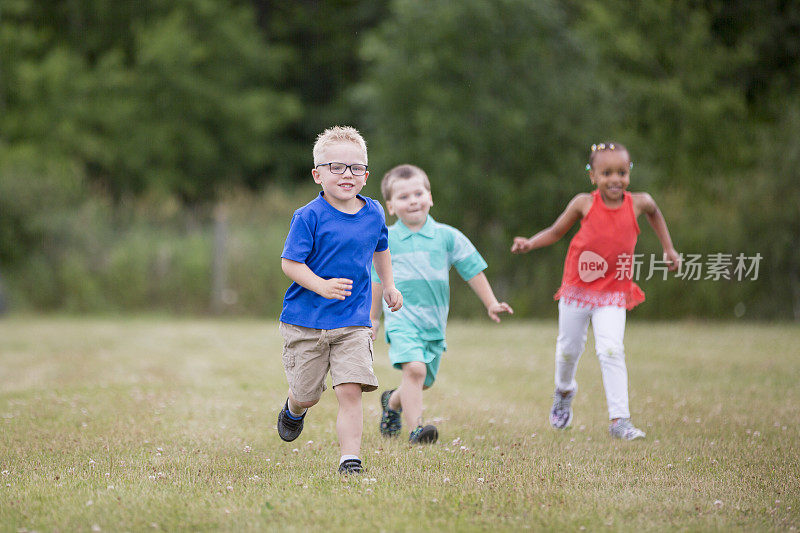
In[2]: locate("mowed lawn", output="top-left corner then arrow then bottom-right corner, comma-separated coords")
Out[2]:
1,317 -> 798,532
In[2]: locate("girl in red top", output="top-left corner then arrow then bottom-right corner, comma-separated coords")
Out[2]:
511,143 -> 680,440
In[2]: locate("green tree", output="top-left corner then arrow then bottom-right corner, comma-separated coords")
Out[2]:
1,0 -> 301,202
569,0 -> 752,188
354,0 -> 612,314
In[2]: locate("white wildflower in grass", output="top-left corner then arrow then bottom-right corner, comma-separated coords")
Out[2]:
86,500 -> 94,506
477,477 -> 484,483
530,433 -> 537,438
443,477 -> 450,483
292,448 -> 299,453
92,524 -> 101,532
306,440 -> 313,445
243,446 -> 252,453
1,470 -> 8,476
227,486 -> 233,492
157,472 -> 166,479
148,475 -> 156,481
460,446 -> 467,451
88,459 -> 96,467
714,500 -> 723,509
104,472 -> 110,477
451,437 -> 461,446
107,485 -> 114,490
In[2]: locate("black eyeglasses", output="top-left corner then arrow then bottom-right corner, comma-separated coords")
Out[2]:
315,162 -> 368,176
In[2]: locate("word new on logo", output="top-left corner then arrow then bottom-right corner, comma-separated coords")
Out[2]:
578,251 -> 608,282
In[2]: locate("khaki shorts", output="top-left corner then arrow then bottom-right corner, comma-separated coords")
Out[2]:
279,322 -> 378,403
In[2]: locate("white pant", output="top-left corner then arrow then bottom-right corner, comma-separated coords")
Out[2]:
555,299 -> 630,420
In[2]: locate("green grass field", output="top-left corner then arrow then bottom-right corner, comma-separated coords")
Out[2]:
1,317 -> 798,531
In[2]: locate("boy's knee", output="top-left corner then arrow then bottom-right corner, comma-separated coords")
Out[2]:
402,361 -> 427,382
333,382 -> 363,400
294,397 -> 319,409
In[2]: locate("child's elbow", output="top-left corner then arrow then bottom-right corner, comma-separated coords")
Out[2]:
281,258 -> 294,276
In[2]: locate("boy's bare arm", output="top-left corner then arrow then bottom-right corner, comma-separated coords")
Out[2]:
281,258 -> 353,300
466,272 -> 513,323
511,193 -> 589,254
634,193 -> 681,271
369,281 -> 383,340
372,250 -> 403,312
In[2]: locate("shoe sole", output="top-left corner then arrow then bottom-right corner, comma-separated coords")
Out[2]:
410,425 -> 438,444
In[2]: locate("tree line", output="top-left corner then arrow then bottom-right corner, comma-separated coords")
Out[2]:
0,0 -> 798,318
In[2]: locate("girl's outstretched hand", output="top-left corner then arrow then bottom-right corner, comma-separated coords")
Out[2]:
511,237 -> 532,254
664,248 -> 682,271
487,302 -> 514,323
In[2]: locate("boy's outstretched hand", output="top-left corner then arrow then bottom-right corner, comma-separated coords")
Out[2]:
383,286 -> 403,312
487,302 -> 514,323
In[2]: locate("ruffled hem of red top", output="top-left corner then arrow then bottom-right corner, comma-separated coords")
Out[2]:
554,283 -> 645,310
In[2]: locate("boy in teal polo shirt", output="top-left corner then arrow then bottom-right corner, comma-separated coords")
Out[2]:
370,164 -> 513,443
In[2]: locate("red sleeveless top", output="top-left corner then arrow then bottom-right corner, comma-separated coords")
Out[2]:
554,190 -> 645,310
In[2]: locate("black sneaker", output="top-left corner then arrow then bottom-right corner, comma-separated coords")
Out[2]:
276,399 -> 305,442
409,424 -> 438,444
379,389 -> 402,437
338,458 -> 364,474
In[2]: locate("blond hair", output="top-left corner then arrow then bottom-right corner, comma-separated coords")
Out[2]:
381,164 -> 431,201
312,126 -> 368,166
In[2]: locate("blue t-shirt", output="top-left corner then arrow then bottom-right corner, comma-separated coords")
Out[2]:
280,192 -> 389,329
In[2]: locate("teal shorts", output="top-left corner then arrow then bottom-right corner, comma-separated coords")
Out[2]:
386,330 -> 446,388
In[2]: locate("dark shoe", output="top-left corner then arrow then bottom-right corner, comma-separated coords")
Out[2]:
379,389 -> 402,437
338,458 -> 364,474
409,424 -> 438,444
277,399 -> 305,442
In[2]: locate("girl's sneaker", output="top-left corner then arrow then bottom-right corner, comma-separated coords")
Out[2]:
409,425 -> 438,444
549,388 -> 575,429
379,389 -> 402,437
609,418 -> 646,440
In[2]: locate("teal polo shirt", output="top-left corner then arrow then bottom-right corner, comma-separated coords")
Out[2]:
372,216 -> 487,341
